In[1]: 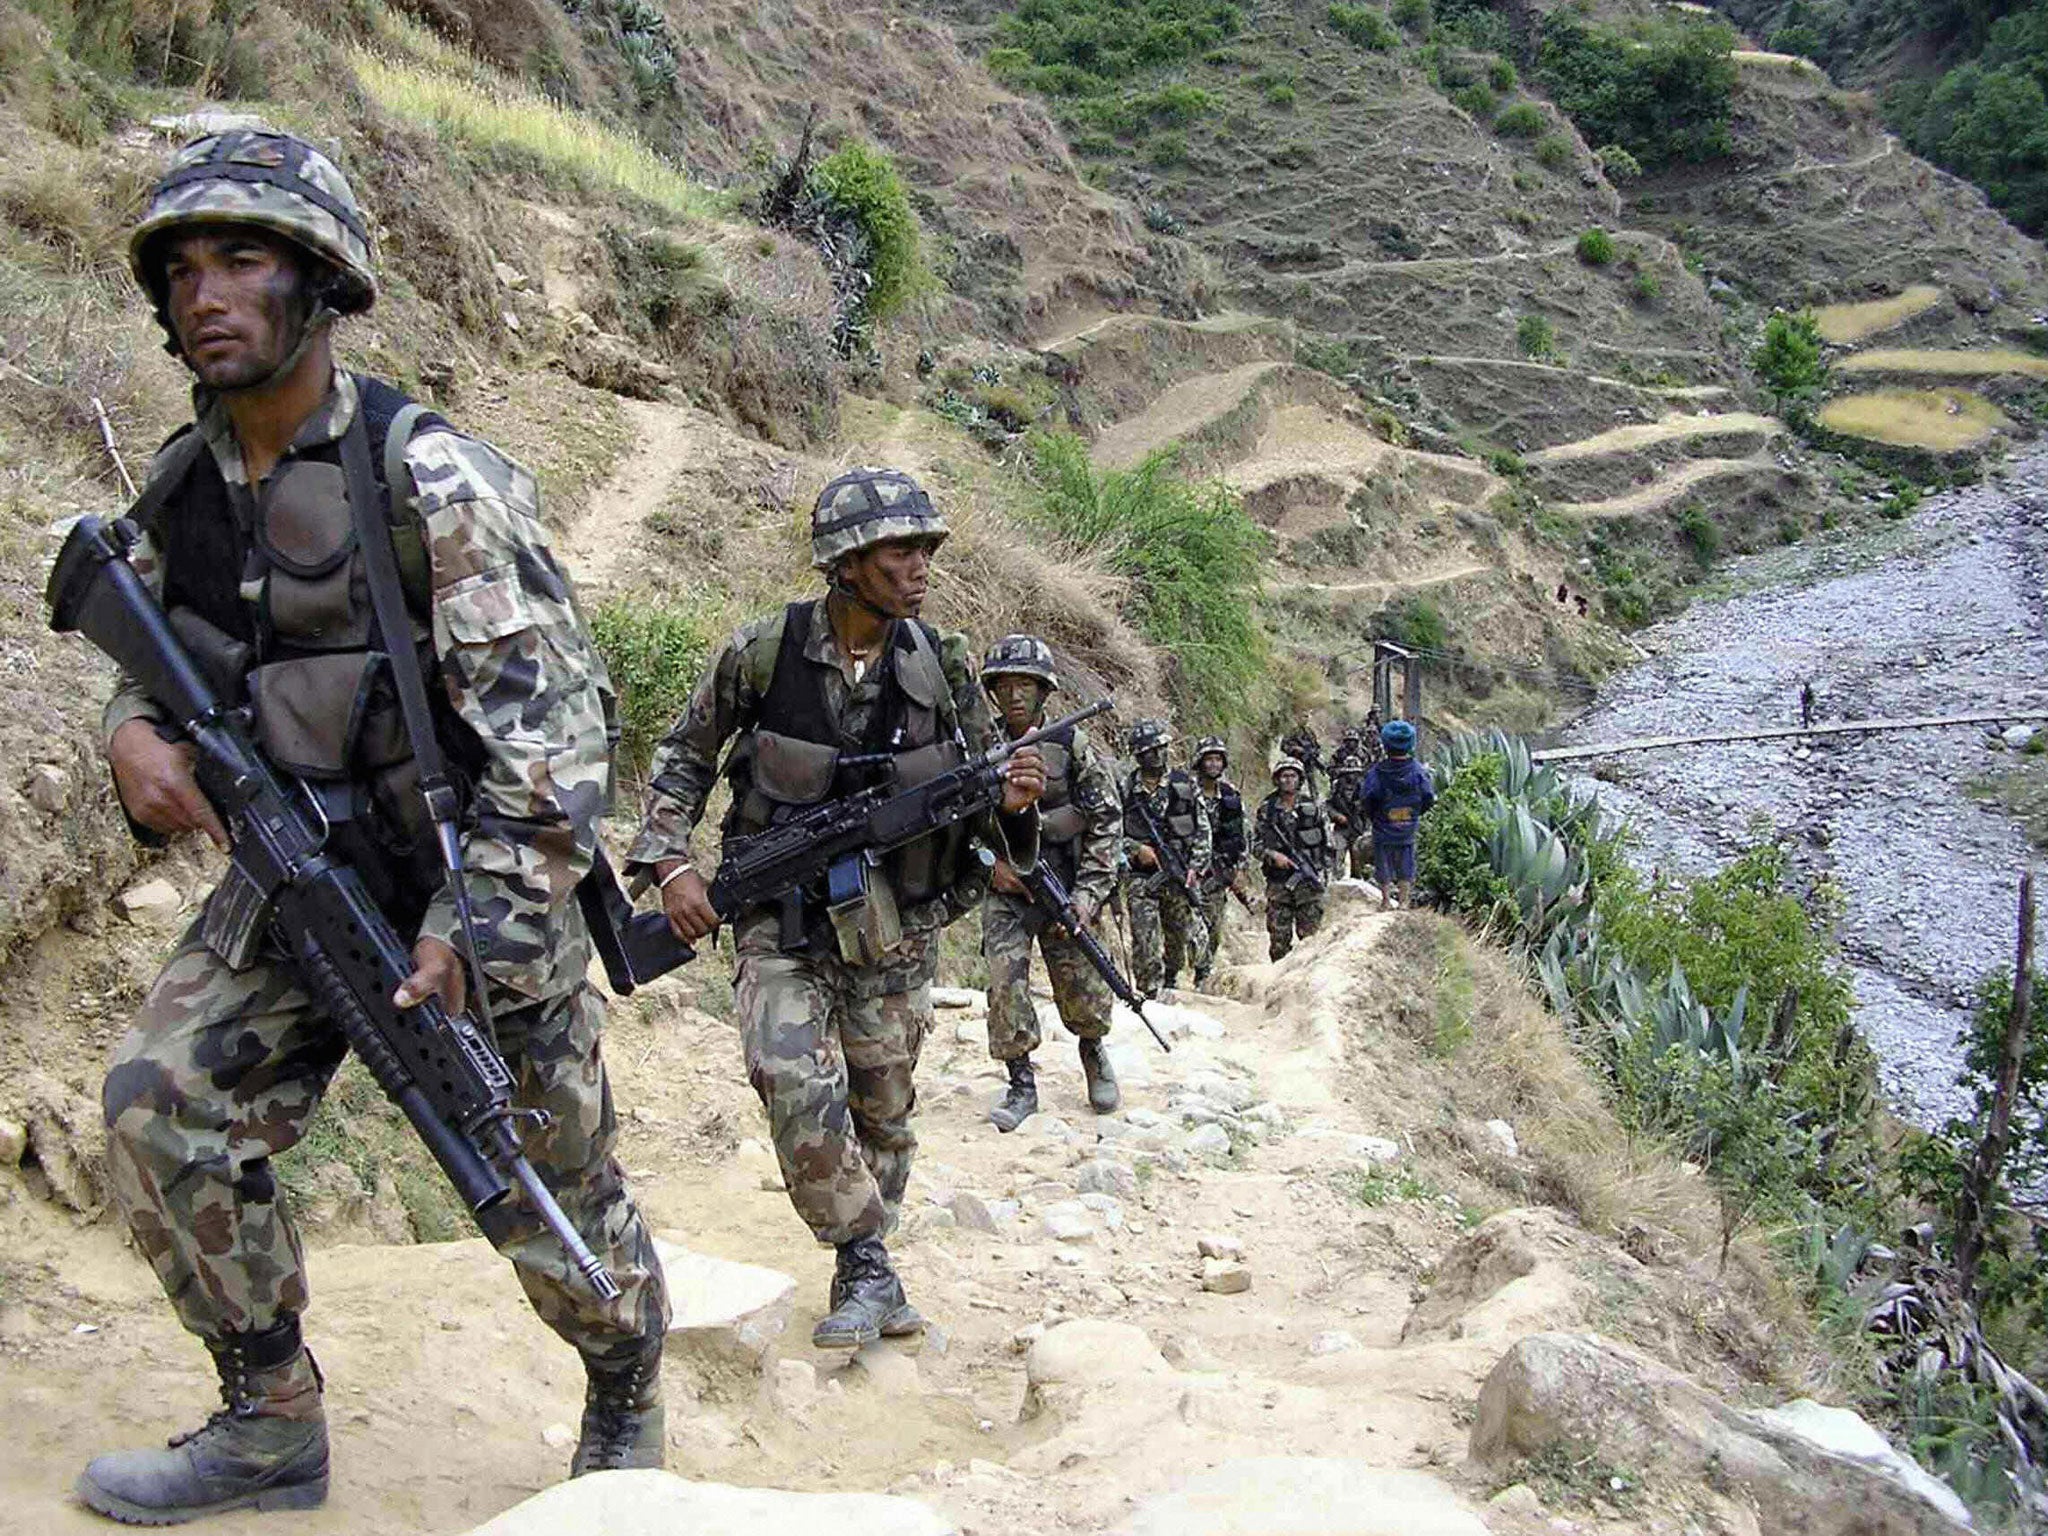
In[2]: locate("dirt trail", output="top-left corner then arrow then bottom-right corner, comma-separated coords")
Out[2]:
1294,561 -> 1491,596
1527,412 -> 1779,465
1555,455 -> 1774,519
1090,361 -> 1283,469
0,895 -> 1571,1534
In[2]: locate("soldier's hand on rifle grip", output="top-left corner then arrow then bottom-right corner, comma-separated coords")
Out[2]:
394,935 -> 465,1013
1000,745 -> 1046,813
659,862 -> 721,943
1270,852 -> 1295,871
1132,845 -> 1159,870
1071,896 -> 1099,931
990,858 -> 1028,897
109,718 -> 229,850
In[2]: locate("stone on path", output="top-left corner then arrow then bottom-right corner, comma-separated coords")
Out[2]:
1114,1459 -> 1489,1535
1197,1232 -> 1244,1261
1076,1159 -> 1138,1199
1040,1201 -> 1097,1242
1308,1329 -> 1359,1357
1186,1123 -> 1231,1159
1472,1333 -> 1971,1534
0,1115 -> 24,1166
1025,1319 -> 1169,1397
26,763 -> 67,815
463,1469 -> 957,1535
931,986 -> 986,1011
115,878 -> 183,926
655,1239 -> 797,1382
948,1191 -> 1002,1234
1200,1258 -> 1251,1294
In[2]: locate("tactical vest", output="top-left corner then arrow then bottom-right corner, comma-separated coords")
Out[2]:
1263,796 -> 1328,871
1125,769 -> 1202,852
725,600 -> 968,912
1203,781 -> 1246,867
135,377 -> 475,921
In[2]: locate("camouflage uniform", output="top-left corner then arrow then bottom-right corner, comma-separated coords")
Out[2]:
1192,770 -> 1246,987
100,371 -> 669,1357
983,721 -> 1122,1060
1328,744 -> 1369,879
1255,784 -> 1335,960
626,592 -> 1020,1246
1122,768 -> 1212,995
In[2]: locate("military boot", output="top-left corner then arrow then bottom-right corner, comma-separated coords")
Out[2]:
812,1237 -> 907,1350
989,1055 -> 1038,1133
1078,1038 -> 1121,1113
77,1316 -> 328,1525
570,1336 -> 665,1476
829,1271 -> 927,1339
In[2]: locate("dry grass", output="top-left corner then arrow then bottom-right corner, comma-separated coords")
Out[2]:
349,15 -> 712,220
1813,285 -> 1944,345
1817,388 -> 2010,450
1732,49 -> 1826,78
1837,347 -> 2048,380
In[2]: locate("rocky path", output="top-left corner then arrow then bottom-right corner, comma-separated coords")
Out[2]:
1560,448 -> 2048,1124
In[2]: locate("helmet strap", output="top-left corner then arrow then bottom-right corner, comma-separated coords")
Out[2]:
827,572 -> 900,625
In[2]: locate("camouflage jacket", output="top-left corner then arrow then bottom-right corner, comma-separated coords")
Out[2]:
1197,777 -> 1247,876
995,719 -> 1121,915
624,596 -> 1017,936
1121,767 -> 1212,882
103,370 -> 612,1003
1255,790 -> 1335,879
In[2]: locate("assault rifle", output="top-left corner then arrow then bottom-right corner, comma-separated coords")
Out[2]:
48,516 -> 621,1302
579,699 -> 1117,986
1127,792 -> 1198,891
1265,815 -> 1329,895
1018,863 -> 1170,1052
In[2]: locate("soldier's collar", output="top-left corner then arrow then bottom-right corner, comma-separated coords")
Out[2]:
195,366 -> 357,482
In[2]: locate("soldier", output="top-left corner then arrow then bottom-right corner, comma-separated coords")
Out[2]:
1279,722 -> 1325,793
1188,735 -> 1246,991
628,468 -> 1044,1351
1359,719 -> 1436,910
1121,719 -> 1211,997
1255,757 -> 1335,960
978,636 -> 1124,1130
1328,734 -> 1369,879
79,130 -> 671,1523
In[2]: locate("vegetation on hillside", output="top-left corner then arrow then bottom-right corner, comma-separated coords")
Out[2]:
1419,730 -> 2048,1524
1538,11 -> 1739,170
1720,0 -> 2048,236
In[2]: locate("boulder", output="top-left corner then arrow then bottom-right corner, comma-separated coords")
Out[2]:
1402,1209 -> 1583,1343
1200,1258 -> 1251,1294
115,878 -> 183,927
2002,724 -> 2038,751
1024,1318 -> 1169,1413
1471,1333 -> 1971,1535
1040,1201 -> 1097,1243
1197,1232 -> 1244,1261
463,1469 -> 955,1535
1114,1459 -> 1489,1535
26,764 -> 67,815
948,1191 -> 1002,1234
21,1073 -> 105,1213
0,1115 -> 25,1166
1186,1123 -> 1232,1159
656,1239 -> 797,1392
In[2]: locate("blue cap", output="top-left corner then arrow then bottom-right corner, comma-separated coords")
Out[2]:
1381,719 -> 1416,753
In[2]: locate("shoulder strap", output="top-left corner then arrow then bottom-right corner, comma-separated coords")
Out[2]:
383,401 -> 432,604
124,427 -> 208,535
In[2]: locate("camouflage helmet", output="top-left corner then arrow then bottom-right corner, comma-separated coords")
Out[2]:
811,466 -> 949,571
130,129 -> 377,318
1128,718 -> 1172,755
1192,734 -> 1228,764
1272,755 -> 1305,783
980,633 -> 1059,690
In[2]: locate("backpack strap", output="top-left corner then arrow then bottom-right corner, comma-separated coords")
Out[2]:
123,427 -> 208,535
382,401 -> 433,605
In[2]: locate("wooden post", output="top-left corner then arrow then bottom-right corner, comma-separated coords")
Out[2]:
1957,873 -> 2038,1304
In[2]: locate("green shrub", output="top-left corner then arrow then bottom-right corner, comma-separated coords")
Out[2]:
1451,82 -> 1496,117
811,141 -> 920,322
1328,3 -> 1398,51
1576,226 -> 1616,264
1534,132 -> 1573,169
1596,142 -> 1643,181
1377,593 -> 1449,651
990,0 -> 1245,92
1147,129 -> 1189,165
1265,79 -> 1298,106
1023,432 -> 1271,727
1391,0 -> 1431,29
590,598 -> 717,782
1494,100 -> 1545,137
1752,309 -> 1829,409
1539,12 -> 1737,170
1516,313 -> 1555,359
1134,82 -> 1217,125
1675,501 -> 1720,561
1487,448 -> 1527,478
1630,269 -> 1661,304
1487,55 -> 1517,92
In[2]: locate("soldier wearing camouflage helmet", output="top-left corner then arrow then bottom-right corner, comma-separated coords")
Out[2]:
1187,734 -> 1247,990
976,636 -> 1125,1128
79,128 -> 671,1523
1121,718 -> 1211,997
1328,732 -> 1369,878
1256,755 -> 1335,959
629,468 -> 1045,1350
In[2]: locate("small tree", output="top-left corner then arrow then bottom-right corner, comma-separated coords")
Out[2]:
1752,309 -> 1829,413
1576,226 -> 1616,265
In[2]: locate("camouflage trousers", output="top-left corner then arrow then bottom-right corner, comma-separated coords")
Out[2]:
1192,880 -> 1234,985
1265,878 -> 1326,960
102,925 -> 670,1356
1127,876 -> 1208,996
981,893 -> 1111,1061
1348,830 -> 1374,880
734,913 -> 935,1247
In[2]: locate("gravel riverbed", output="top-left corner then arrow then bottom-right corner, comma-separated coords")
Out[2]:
1561,447 -> 2048,1127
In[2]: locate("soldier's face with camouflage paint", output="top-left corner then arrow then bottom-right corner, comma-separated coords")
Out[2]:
1197,752 -> 1226,781
989,673 -> 1049,736
840,536 -> 937,618
159,225 -> 310,390
1276,769 -> 1301,797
